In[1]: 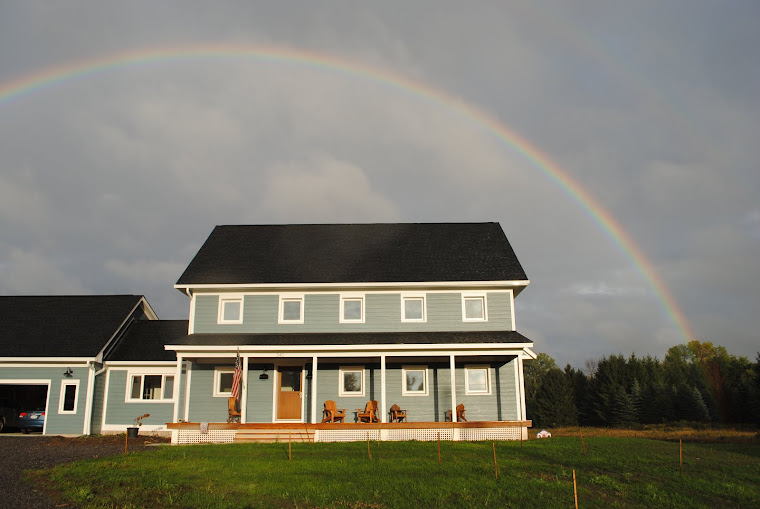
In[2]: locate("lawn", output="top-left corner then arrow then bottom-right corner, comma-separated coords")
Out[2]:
32,435 -> 760,508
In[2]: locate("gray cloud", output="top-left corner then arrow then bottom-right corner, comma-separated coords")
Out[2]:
1,1 -> 758,366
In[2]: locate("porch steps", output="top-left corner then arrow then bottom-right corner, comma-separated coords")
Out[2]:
234,428 -> 315,444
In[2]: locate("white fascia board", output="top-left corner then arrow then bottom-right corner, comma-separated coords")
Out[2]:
174,280 -> 530,292
0,358 -> 94,364
96,296 -> 158,363
105,361 -> 178,367
522,347 -> 538,360
165,342 -> 534,355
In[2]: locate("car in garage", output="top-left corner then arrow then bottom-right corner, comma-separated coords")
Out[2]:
18,408 -> 45,433
0,398 -> 20,432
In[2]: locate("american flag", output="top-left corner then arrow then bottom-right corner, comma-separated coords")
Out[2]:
230,351 -> 242,401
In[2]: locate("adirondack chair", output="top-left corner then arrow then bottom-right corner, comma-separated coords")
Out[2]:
227,397 -> 241,423
389,404 -> 407,423
321,400 -> 346,423
445,403 -> 467,422
357,400 -> 379,423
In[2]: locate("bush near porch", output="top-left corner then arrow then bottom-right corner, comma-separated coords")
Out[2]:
32,434 -> 760,508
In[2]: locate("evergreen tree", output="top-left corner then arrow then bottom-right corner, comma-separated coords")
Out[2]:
534,368 -> 578,427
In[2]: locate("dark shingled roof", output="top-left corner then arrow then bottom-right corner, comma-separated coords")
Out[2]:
167,330 -> 531,347
107,320 -> 189,362
176,223 -> 528,285
0,295 -> 144,358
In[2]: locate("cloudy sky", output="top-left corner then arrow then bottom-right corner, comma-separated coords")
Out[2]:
1,1 -> 758,367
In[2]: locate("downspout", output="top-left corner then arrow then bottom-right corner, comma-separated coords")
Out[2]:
82,360 -> 96,435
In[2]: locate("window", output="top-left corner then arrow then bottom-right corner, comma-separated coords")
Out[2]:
214,368 -> 235,397
339,367 -> 365,397
402,366 -> 428,396
218,297 -> 243,324
279,296 -> 304,324
402,296 -> 426,322
128,374 -> 174,401
462,295 -> 487,321
340,296 -> 364,323
465,365 -> 491,394
58,380 -> 79,414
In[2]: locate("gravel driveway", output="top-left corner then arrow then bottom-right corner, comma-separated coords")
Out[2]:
1,434 -> 168,508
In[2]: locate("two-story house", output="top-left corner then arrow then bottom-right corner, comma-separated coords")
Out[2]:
1,223 -> 536,443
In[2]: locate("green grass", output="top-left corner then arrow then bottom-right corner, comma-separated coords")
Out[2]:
31,437 -> 760,508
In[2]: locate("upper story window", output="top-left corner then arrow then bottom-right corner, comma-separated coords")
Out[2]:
218,297 -> 243,324
340,295 -> 364,323
128,374 -> 174,402
465,365 -> 491,395
279,296 -> 304,324
401,295 -> 426,322
462,294 -> 487,322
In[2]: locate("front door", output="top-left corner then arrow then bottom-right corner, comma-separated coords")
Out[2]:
276,366 -> 302,420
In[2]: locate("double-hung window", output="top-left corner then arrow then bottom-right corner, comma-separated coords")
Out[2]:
402,366 -> 428,396
340,295 -> 364,323
339,366 -> 365,397
279,296 -> 304,324
465,365 -> 491,395
218,296 -> 243,324
401,295 -> 426,322
462,294 -> 487,322
128,374 -> 174,401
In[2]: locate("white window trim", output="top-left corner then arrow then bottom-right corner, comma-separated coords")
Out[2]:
339,294 -> 365,323
213,367 -> 235,397
278,295 -> 305,324
125,373 -> 175,403
338,366 -> 365,397
58,379 -> 80,414
217,295 -> 244,324
401,365 -> 429,396
401,294 -> 426,323
462,293 -> 488,322
465,364 -> 492,395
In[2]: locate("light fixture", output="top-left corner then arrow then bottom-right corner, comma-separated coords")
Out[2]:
64,367 -> 73,378
259,368 -> 269,380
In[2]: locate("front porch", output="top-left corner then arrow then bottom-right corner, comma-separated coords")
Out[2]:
167,420 -> 532,445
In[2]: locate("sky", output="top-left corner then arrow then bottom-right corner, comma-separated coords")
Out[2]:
0,1 -> 758,368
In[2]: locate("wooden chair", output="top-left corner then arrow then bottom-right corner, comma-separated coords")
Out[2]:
357,400 -> 379,423
227,397 -> 241,423
321,400 -> 346,423
445,403 -> 467,422
389,404 -> 407,423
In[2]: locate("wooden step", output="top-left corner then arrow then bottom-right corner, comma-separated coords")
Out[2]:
234,429 -> 314,443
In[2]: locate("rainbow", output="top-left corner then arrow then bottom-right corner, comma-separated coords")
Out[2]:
0,44 -> 696,343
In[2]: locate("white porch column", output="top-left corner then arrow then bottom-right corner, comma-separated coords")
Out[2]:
82,361 -> 95,435
241,356 -> 249,424
517,355 -> 527,440
172,354 -> 184,423
380,355 -> 387,423
449,355 -> 457,423
311,356 -> 318,424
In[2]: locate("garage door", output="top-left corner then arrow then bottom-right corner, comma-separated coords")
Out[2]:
0,382 -> 49,433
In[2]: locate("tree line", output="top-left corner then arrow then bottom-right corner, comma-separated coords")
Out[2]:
525,340 -> 760,428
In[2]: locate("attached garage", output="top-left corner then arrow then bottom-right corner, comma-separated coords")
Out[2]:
0,381 -> 49,433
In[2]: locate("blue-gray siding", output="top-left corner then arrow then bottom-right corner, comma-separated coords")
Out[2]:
193,292 -> 512,334
0,365 -> 90,435
104,370 -> 174,427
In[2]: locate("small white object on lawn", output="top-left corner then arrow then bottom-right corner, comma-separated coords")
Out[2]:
536,429 -> 552,439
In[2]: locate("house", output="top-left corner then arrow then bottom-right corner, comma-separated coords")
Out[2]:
0,222 -> 536,443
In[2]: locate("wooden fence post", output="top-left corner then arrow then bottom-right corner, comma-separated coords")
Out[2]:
492,441 -> 498,479
573,469 -> 579,509
580,428 -> 587,456
679,439 -> 683,475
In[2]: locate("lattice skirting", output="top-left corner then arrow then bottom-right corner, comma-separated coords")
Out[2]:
315,427 -> 524,443
177,429 -> 237,444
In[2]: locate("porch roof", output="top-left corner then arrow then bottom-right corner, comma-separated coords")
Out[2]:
169,330 -> 531,347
